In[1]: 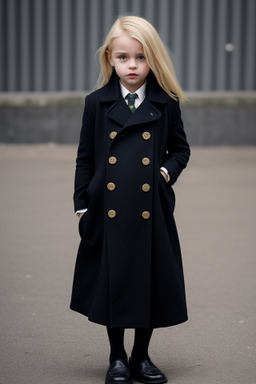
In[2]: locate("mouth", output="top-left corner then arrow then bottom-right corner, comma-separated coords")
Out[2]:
127,73 -> 138,78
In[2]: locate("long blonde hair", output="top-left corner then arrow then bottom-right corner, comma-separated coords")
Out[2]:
97,15 -> 185,101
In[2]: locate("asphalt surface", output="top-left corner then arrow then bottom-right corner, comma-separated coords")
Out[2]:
0,145 -> 256,384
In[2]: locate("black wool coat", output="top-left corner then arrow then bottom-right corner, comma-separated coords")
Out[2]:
70,71 -> 190,329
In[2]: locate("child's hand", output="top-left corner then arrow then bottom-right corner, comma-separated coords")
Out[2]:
77,212 -> 84,220
160,169 -> 168,182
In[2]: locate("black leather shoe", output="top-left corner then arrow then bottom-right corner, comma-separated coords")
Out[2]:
105,359 -> 133,384
129,358 -> 167,384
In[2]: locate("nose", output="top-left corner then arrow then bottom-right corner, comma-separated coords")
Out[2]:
129,58 -> 137,69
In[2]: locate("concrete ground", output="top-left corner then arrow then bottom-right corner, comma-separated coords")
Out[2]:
0,145 -> 255,384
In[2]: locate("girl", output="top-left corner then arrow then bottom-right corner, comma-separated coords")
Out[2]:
70,15 -> 190,384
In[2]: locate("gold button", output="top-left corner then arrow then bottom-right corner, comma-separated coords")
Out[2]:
109,131 -> 117,139
142,211 -> 150,219
142,157 -> 150,166
108,209 -> 116,218
142,131 -> 151,140
107,182 -> 116,191
109,156 -> 117,165
142,183 -> 151,192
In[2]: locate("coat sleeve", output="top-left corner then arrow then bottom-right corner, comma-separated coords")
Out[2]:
73,95 -> 95,212
162,99 -> 190,185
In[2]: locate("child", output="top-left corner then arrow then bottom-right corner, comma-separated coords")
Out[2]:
70,15 -> 190,384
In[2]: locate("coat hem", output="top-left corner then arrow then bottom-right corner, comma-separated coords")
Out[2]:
70,305 -> 188,329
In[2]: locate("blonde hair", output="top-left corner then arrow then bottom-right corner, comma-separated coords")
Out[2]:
97,15 -> 185,101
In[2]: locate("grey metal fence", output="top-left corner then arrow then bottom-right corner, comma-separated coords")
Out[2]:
1,0 -> 255,92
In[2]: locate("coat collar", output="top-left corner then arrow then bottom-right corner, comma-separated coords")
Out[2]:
100,71 -> 167,128
100,70 -> 167,105
106,96 -> 162,128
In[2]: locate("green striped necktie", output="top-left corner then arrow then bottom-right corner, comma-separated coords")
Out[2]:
126,93 -> 138,113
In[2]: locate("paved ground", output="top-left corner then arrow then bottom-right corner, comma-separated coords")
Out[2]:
0,145 -> 256,384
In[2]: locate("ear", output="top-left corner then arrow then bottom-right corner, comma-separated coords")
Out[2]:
107,50 -> 114,66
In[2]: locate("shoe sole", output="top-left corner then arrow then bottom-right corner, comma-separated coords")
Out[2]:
105,379 -> 133,384
105,381 -> 133,384
131,377 -> 167,384
106,381 -> 132,384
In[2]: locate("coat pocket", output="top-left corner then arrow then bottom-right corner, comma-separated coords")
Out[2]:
78,210 -> 90,239
158,174 -> 176,214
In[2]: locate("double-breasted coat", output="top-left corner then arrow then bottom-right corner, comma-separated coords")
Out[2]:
70,71 -> 190,329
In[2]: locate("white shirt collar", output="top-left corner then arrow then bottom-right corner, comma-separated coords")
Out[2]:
120,81 -> 147,103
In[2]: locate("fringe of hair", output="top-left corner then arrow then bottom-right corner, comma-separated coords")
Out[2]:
95,16 -> 186,102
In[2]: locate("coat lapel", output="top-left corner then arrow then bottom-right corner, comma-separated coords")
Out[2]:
106,96 -> 162,128
100,70 -> 166,129
100,71 -> 132,126
105,97 -> 133,126
123,97 -> 162,128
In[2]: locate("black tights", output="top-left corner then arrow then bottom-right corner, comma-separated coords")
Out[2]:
107,327 -> 153,364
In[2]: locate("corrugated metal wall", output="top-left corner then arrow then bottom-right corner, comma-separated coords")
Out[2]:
1,0 -> 255,92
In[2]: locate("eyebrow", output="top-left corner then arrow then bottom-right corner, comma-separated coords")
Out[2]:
114,51 -> 144,55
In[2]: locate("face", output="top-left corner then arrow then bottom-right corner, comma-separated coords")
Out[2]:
107,33 -> 150,93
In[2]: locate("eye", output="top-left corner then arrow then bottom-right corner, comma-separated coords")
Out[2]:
138,55 -> 145,61
119,55 -> 127,61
